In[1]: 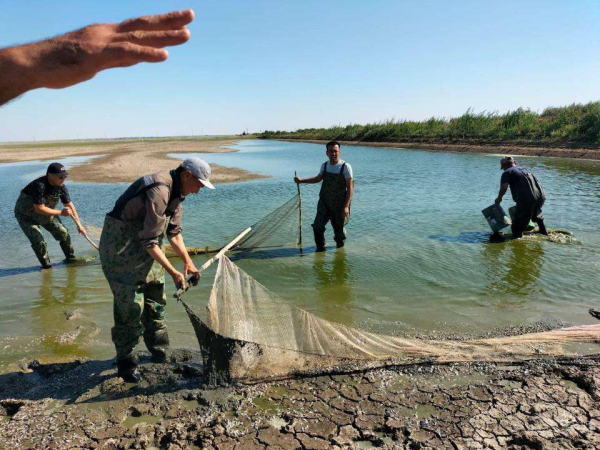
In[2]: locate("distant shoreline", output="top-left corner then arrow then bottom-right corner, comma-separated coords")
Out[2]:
272,138 -> 600,160
0,136 -> 266,184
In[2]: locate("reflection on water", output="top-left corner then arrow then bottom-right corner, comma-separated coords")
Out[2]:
429,231 -> 507,244
483,238 -> 545,299
33,266 -> 90,358
313,249 -> 354,325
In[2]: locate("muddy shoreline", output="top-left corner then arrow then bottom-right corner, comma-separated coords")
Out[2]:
274,138 -> 600,160
1,349 -> 599,449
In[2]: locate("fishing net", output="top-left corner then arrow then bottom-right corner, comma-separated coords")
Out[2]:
82,193 -> 302,257
170,193 -> 600,385
180,254 -> 600,385
231,194 -> 301,250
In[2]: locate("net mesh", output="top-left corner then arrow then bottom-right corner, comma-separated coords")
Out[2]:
230,194 -> 301,251
82,193 -> 302,257
181,255 -> 600,385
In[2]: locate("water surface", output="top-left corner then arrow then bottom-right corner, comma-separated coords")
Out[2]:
1,140 -> 599,371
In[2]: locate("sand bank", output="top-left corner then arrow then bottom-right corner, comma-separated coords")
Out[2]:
0,137 -> 266,184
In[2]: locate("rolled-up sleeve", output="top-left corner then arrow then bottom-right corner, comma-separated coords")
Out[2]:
167,203 -> 183,237
139,185 -> 169,248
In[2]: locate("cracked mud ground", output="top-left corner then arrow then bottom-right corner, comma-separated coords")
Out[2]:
1,351 -> 599,449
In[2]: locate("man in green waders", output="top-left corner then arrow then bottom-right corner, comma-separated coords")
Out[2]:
100,157 -> 214,383
14,162 -> 87,269
294,140 -> 354,251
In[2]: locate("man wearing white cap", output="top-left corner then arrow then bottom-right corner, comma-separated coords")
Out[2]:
99,157 -> 214,382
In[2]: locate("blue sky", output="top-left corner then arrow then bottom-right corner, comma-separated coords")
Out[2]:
1,0 -> 599,141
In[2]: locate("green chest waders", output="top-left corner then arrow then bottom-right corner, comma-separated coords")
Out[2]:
100,215 -> 169,366
14,192 -> 73,267
312,163 -> 350,250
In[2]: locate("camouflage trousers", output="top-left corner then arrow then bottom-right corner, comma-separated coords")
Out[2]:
99,215 -> 168,360
14,192 -> 73,266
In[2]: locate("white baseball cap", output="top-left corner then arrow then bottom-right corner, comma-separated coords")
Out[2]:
180,157 -> 215,189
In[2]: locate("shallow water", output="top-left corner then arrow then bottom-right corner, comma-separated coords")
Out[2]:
1,140 -> 599,372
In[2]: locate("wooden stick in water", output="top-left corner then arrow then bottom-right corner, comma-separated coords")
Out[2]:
72,217 -> 99,250
295,170 -> 303,248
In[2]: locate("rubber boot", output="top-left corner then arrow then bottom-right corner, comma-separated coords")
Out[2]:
511,225 -> 523,240
32,244 -> 52,269
60,240 -> 76,263
536,219 -> 549,236
313,229 -> 326,252
116,356 -> 140,383
335,239 -> 345,249
144,329 -> 170,363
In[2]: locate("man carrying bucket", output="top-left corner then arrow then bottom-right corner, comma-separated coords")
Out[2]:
495,156 -> 548,239
14,162 -> 87,269
100,157 -> 214,383
294,140 -> 354,251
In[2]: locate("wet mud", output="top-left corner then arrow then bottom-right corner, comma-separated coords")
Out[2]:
1,349 -> 599,449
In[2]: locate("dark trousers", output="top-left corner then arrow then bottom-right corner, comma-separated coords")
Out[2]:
511,199 -> 546,238
312,200 -> 347,247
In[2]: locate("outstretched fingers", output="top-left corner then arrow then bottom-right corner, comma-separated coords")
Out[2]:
117,9 -> 195,33
101,42 -> 169,69
113,28 -> 191,48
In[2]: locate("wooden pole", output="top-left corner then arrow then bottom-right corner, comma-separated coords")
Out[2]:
72,217 -> 99,250
174,226 -> 252,299
295,170 -> 303,247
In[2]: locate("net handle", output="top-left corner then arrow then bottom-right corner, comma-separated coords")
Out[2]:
173,226 -> 252,300
72,216 -> 99,250
295,170 -> 303,248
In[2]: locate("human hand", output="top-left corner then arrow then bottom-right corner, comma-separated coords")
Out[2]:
183,262 -> 199,279
494,197 -> 502,205
26,10 -> 193,91
61,206 -> 73,216
294,176 -> 301,184
343,206 -> 350,218
170,270 -> 187,290
77,225 -> 88,237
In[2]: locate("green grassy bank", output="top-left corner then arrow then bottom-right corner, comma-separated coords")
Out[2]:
259,102 -> 600,147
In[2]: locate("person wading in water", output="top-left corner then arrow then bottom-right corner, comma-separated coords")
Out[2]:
14,162 -> 87,269
100,157 -> 214,383
295,140 -> 354,251
495,156 -> 548,239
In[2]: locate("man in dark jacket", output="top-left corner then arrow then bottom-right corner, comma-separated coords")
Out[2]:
495,156 -> 548,239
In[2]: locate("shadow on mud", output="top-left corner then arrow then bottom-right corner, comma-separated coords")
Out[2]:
0,351 -> 205,406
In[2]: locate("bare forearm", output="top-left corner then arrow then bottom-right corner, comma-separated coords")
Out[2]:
168,234 -> 192,265
65,202 -> 81,224
146,245 -> 177,275
298,176 -> 321,184
0,46 -> 38,106
34,204 -> 62,216
497,185 -> 508,199
345,183 -> 354,208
